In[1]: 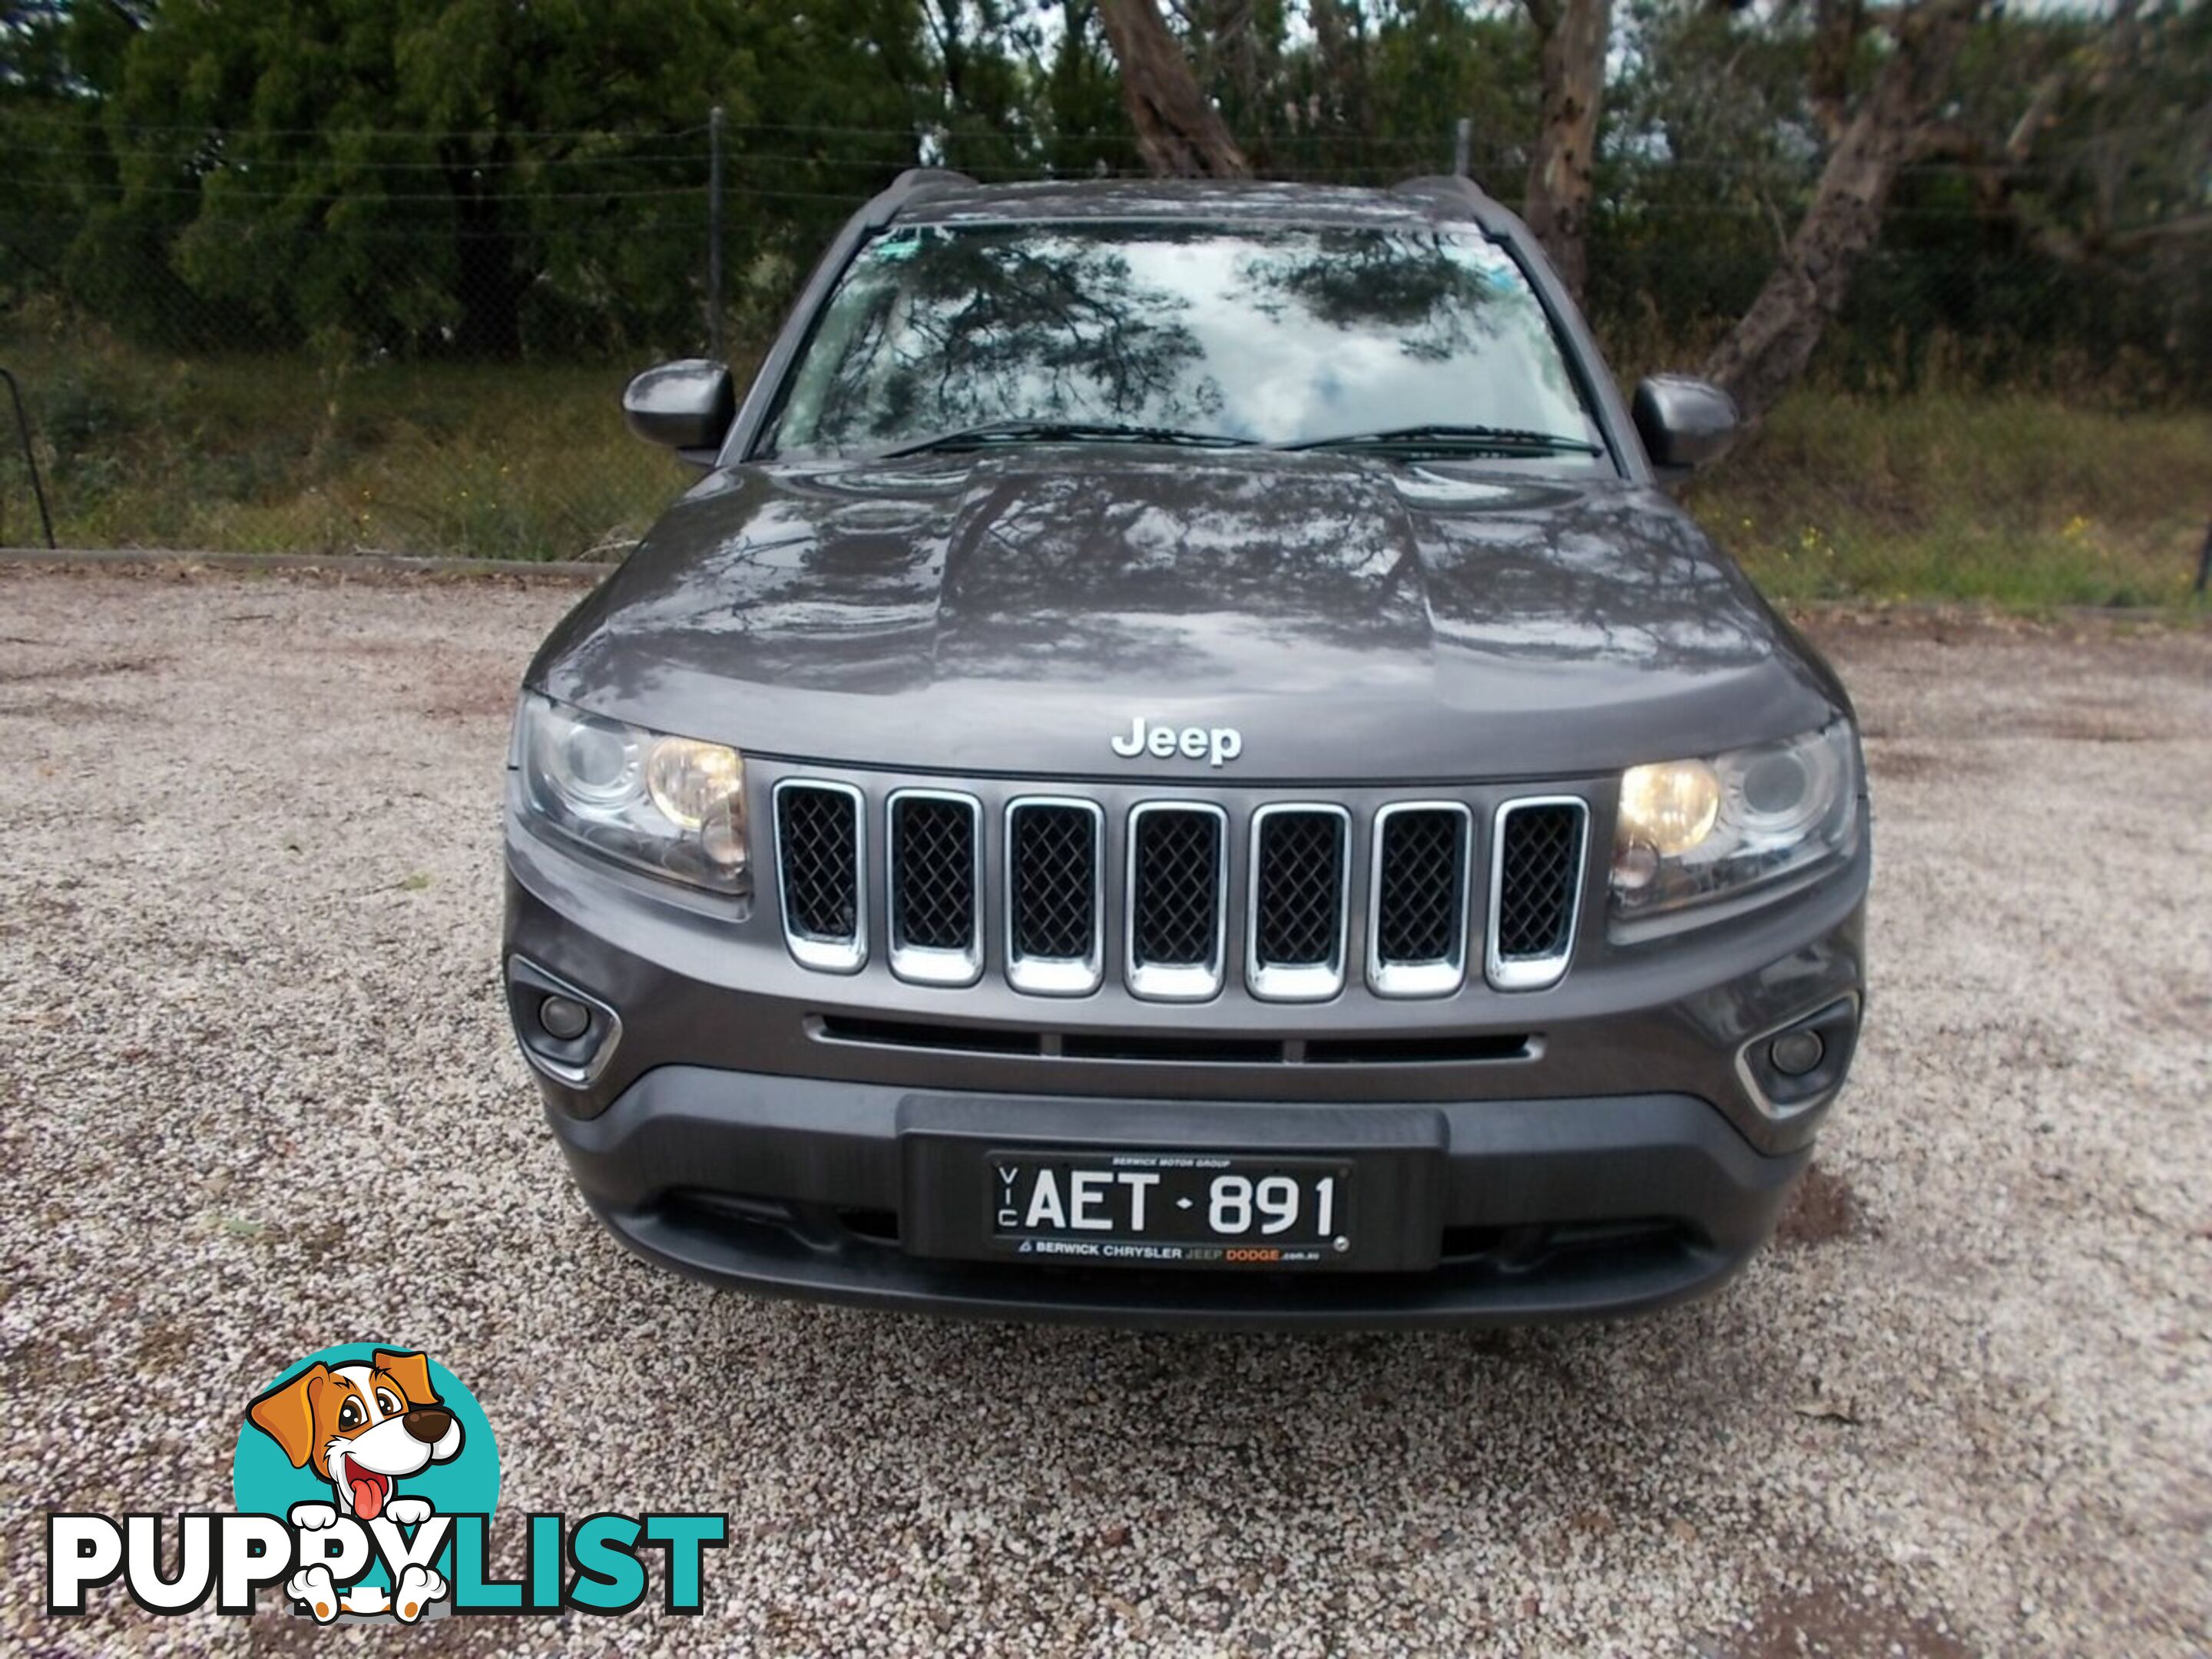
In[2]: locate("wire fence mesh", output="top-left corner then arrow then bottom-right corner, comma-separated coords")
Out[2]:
2,117 -> 2204,560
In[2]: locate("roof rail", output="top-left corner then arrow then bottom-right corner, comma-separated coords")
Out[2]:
864,167 -> 979,229
1389,174 -> 1512,232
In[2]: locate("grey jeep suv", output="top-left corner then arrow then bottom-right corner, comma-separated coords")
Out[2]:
503,171 -> 1869,1328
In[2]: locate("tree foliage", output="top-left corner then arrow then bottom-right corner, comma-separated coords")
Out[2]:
1,0 -> 2203,393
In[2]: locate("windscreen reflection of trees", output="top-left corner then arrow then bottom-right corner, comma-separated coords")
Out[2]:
786,230 -> 1220,450
1234,229 -> 1583,412
773,227 -> 1584,455
1238,230 -> 1496,362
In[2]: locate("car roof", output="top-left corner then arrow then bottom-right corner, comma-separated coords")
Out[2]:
885,174 -> 1511,235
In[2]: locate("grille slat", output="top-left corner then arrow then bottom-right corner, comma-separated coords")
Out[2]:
1128,805 -> 1227,999
773,781 -> 865,972
1368,803 -> 1472,998
1376,812 -> 1464,960
1006,800 -> 1103,995
1487,798 -> 1588,991
887,791 -> 981,985
1254,813 -> 1341,964
1247,806 -> 1349,1002
1131,811 -> 1221,966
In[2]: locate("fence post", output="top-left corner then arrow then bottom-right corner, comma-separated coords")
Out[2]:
0,367 -> 57,551
1453,118 -> 1472,179
707,105 -> 727,363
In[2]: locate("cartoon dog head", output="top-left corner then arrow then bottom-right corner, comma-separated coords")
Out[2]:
247,1349 -> 463,1521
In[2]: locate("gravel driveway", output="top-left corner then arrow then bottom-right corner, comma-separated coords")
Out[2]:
1,566 -> 2207,1657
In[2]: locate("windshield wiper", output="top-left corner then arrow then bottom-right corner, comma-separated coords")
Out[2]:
879,419 -> 1253,458
1281,423 -> 1603,455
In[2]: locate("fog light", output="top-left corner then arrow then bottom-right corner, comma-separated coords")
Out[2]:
506,957 -> 624,1093
538,994 -> 591,1041
1737,995 -> 1859,1121
1770,1028 -> 1826,1077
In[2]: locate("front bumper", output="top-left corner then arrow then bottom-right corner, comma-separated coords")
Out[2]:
507,788 -> 1867,1328
546,1067 -> 1810,1329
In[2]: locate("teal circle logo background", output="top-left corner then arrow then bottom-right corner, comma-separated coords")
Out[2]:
232,1344 -> 501,1523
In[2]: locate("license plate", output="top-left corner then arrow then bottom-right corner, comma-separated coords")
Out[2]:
988,1151 -> 1353,1268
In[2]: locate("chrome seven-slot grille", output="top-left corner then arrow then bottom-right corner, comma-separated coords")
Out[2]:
772,780 -> 1588,999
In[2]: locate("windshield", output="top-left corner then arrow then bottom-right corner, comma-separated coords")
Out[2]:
760,221 -> 1606,462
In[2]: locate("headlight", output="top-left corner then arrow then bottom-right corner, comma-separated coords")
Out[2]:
515,694 -> 749,894
1611,723 -> 1859,926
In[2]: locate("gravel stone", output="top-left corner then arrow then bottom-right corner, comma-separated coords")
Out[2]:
1,570 -> 2207,1655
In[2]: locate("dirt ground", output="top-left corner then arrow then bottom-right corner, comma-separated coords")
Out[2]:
1,567 -> 2206,1656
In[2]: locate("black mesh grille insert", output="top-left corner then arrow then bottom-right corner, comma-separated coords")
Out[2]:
1495,803 -> 1584,961
1130,809 -> 1222,969
1374,809 -> 1466,964
1008,805 -> 1097,961
777,785 -> 859,942
891,795 -> 975,952
1253,811 -> 1345,966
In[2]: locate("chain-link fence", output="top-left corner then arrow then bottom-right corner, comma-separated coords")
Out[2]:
2,119 -> 2205,560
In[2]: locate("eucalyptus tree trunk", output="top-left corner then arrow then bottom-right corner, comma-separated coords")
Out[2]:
1095,0 -> 1251,177
1522,0 -> 1612,301
1308,0 -> 1372,135
1701,0 -> 1983,428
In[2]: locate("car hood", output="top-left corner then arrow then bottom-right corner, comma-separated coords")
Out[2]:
532,450 -> 1846,781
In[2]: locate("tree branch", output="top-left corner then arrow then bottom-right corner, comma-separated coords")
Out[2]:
1702,0 -> 1987,429
1094,0 -> 1250,177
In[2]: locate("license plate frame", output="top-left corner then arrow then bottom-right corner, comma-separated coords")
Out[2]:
897,1098 -> 1448,1274
986,1150 -> 1355,1269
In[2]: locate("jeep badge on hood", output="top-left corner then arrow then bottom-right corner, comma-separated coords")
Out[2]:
1111,717 -> 1243,767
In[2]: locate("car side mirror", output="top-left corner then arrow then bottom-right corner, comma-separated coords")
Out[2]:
1631,375 -> 1739,475
621,359 -> 735,462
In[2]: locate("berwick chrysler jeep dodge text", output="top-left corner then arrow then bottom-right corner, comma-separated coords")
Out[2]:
502,171 -> 1870,1328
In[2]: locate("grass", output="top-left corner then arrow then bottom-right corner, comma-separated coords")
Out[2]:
1690,393 -> 2211,611
1,316 -> 694,560
2,312 -> 2207,607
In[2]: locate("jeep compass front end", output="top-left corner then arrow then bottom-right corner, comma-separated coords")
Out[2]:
503,172 -> 1870,1328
